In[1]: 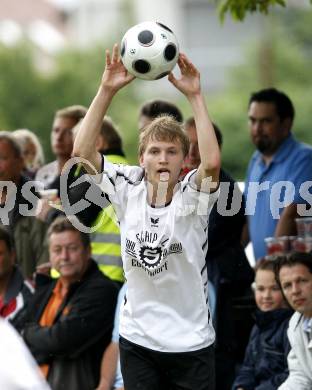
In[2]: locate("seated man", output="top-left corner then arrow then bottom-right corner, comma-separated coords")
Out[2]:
0,226 -> 33,330
275,252 -> 312,389
22,216 -> 118,390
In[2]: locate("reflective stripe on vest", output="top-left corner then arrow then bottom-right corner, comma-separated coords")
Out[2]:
92,233 -> 120,245
92,252 -> 123,268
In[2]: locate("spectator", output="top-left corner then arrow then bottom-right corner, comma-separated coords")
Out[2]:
35,105 -> 87,190
244,88 -> 312,259
0,226 -> 33,330
0,318 -> 51,390
138,99 -> 183,130
275,252 -> 312,389
0,131 -> 48,279
34,105 -> 87,225
22,216 -> 118,390
184,117 -> 254,390
13,128 -> 45,179
232,258 -> 292,390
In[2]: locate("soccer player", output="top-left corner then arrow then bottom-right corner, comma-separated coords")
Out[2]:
73,44 -> 221,390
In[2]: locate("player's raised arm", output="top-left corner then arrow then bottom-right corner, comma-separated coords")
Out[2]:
73,44 -> 135,174
168,54 -> 220,191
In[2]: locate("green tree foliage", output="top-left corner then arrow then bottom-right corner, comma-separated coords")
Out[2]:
0,42 -> 139,162
0,42 -> 49,150
216,0 -> 312,22
205,9 -> 312,179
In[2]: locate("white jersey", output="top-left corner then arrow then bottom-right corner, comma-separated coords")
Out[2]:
99,157 -> 219,352
0,319 -> 51,390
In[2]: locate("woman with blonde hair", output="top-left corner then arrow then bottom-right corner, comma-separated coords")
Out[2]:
13,128 -> 45,179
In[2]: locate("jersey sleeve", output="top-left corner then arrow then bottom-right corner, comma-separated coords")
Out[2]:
96,156 -> 143,218
180,170 -> 220,216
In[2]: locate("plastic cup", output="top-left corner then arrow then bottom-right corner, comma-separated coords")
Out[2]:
291,237 -> 304,252
264,236 -> 288,257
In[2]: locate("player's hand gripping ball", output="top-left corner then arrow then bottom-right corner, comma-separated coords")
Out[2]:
121,21 -> 179,81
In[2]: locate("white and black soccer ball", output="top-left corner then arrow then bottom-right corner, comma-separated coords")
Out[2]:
121,21 -> 179,81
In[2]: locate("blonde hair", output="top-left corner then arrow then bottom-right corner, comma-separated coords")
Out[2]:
138,115 -> 189,157
12,129 -> 44,169
55,105 -> 87,123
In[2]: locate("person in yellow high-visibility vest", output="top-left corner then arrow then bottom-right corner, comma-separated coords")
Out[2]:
90,153 -> 127,284
62,117 -> 127,285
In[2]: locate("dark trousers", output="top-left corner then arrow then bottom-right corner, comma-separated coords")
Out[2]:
119,336 -> 215,390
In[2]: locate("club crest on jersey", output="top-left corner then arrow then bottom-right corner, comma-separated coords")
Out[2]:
139,246 -> 162,269
150,217 -> 159,227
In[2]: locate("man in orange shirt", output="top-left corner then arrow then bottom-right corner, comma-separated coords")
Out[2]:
21,216 -> 118,390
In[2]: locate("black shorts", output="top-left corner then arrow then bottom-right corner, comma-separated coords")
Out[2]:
119,336 -> 215,390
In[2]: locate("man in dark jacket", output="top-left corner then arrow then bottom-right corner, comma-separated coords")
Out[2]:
22,216 -> 118,390
184,118 -> 255,390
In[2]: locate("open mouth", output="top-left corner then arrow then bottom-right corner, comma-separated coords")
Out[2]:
157,169 -> 170,181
